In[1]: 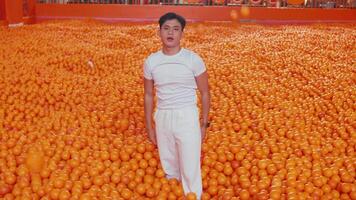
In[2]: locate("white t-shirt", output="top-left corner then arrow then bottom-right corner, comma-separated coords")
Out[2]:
144,48 -> 206,110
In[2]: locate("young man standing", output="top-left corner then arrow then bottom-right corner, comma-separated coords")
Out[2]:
143,12 -> 210,199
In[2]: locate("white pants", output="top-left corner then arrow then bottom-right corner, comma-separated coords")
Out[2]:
154,106 -> 203,199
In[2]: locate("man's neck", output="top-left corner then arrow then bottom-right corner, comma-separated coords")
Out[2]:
162,46 -> 181,56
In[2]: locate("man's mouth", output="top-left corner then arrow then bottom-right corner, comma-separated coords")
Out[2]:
167,37 -> 174,42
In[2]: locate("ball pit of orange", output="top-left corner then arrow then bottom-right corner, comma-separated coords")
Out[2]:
0,20 -> 355,199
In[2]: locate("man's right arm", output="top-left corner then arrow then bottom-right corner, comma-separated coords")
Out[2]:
144,78 -> 156,144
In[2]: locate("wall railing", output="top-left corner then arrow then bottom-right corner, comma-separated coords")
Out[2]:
37,0 -> 355,8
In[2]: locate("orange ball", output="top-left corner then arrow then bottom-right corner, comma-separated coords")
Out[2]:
230,10 -> 239,21
25,149 -> 44,173
186,192 -> 197,200
240,6 -> 250,17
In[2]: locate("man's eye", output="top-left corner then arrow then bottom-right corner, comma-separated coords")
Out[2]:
174,28 -> 179,31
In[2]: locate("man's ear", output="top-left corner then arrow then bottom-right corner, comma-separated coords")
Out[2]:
157,26 -> 161,38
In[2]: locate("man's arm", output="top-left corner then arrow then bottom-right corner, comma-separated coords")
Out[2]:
196,71 -> 210,142
144,78 -> 156,144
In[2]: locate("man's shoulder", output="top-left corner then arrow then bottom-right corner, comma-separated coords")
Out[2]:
146,50 -> 163,62
181,48 -> 201,59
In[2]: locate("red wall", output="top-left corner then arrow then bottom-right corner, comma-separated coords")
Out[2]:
0,0 -> 5,20
5,0 -> 23,24
28,0 -> 36,17
1,0 -> 35,25
23,0 -> 36,24
35,4 -> 356,23
1,2 -> 355,25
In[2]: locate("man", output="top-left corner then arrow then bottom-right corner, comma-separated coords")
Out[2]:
143,12 -> 210,199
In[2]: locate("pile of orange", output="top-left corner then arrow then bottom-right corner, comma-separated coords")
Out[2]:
0,21 -> 355,200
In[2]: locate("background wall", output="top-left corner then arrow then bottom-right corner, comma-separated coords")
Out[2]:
1,2 -> 356,25
35,4 -> 356,24
0,0 -> 5,20
5,0 -> 23,24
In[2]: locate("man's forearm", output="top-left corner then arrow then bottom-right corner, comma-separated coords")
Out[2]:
144,94 -> 154,130
201,92 -> 210,124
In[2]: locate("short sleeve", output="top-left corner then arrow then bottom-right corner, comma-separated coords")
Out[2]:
192,54 -> 206,77
143,59 -> 153,80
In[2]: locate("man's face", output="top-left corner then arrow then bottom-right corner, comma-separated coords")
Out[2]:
159,19 -> 183,48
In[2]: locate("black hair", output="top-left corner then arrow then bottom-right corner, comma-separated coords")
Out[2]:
159,12 -> 186,31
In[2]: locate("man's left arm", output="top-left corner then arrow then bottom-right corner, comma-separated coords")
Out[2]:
196,71 -> 210,142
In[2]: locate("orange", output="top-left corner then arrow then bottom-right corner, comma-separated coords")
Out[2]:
120,188 -> 132,199
230,10 -> 238,21
25,148 -> 45,173
239,189 -> 250,200
172,185 -> 184,197
155,169 -> 165,178
146,187 -> 158,198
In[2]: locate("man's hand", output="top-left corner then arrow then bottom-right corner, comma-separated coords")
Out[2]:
147,128 -> 157,145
